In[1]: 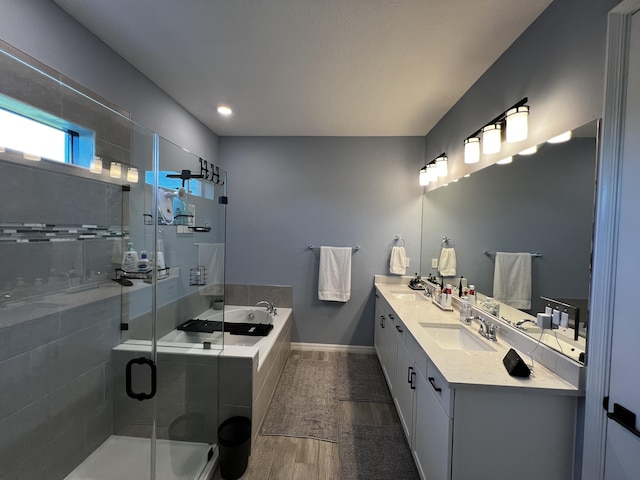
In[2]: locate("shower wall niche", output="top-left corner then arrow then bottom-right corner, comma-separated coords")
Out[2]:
0,40 -> 225,480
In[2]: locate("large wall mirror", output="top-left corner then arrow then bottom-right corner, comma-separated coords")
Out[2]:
420,119 -> 599,365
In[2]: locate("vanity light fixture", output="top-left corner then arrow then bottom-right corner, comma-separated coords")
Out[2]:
419,152 -> 447,185
518,145 -> 538,155
0,145 -> 5,153
436,155 -> 448,177
90,156 -> 103,174
464,137 -> 480,164
505,105 -> 530,142
547,130 -> 572,144
110,162 -> 122,178
427,163 -> 439,183
126,167 -> 139,183
464,97 -> 529,162
496,156 -> 513,165
217,105 -> 233,116
482,124 -> 502,154
464,173 -> 471,178
419,166 -> 429,186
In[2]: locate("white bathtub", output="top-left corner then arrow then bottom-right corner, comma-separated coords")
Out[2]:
154,305 -> 291,369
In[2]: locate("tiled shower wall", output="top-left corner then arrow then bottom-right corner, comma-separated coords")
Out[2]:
0,43 -> 131,480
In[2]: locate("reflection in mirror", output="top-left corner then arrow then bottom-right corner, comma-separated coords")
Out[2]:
420,120 -> 599,364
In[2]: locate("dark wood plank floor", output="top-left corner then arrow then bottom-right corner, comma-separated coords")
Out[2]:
216,350 -> 400,480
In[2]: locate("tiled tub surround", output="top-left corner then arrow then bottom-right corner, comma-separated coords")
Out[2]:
224,284 -> 293,309
374,276 -> 582,480
115,305 -> 292,450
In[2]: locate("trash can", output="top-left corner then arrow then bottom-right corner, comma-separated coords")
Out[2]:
218,416 -> 251,480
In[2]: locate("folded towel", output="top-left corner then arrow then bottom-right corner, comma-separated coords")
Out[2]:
438,247 -> 457,277
390,246 -> 408,275
194,243 -> 225,296
318,246 -> 352,302
493,252 -> 532,309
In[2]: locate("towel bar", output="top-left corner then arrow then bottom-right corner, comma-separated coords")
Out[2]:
483,250 -> 542,257
309,245 -> 360,252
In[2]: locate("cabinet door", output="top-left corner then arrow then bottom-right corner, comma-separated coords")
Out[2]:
395,338 -> 416,444
414,370 -> 452,480
374,294 -> 386,363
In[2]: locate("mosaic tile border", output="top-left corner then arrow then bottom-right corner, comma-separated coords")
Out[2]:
0,223 -> 126,243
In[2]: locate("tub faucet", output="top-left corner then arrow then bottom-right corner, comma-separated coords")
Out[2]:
255,300 -> 277,316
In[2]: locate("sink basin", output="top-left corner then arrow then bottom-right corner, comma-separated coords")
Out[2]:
390,291 -> 427,301
420,323 -> 496,352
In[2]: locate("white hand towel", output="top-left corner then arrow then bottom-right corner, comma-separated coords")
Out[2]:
438,247 -> 457,277
390,246 -> 408,275
493,252 -> 532,310
318,246 -> 352,302
194,243 -> 225,296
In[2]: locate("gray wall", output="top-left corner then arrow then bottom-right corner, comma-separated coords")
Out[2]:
220,137 -> 423,345
0,0 -> 219,164
423,0 -> 619,180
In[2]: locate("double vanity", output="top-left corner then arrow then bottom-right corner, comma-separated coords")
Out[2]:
374,275 -> 583,480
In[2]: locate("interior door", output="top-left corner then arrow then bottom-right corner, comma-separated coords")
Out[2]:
604,9 -> 640,479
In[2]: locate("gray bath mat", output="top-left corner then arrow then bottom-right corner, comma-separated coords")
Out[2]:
339,424 -> 420,480
337,355 -> 392,403
261,357 -> 338,442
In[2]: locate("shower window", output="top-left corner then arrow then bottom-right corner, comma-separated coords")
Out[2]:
0,98 -> 96,168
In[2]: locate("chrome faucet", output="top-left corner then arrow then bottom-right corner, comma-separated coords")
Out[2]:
255,300 -> 277,316
471,315 -> 499,341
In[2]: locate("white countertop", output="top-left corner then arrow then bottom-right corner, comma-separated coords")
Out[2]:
375,278 -> 581,396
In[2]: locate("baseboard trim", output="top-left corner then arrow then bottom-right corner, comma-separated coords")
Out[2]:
291,342 -> 375,354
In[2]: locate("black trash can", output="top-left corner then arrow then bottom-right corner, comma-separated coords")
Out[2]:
218,416 -> 251,480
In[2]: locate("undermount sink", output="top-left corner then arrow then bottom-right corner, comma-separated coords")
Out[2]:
420,323 -> 496,352
390,291 -> 427,301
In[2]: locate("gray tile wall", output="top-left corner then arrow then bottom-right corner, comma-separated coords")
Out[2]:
0,44 -> 132,480
225,284 -> 293,308
0,297 -> 120,480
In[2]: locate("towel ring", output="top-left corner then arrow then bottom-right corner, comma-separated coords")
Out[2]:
442,236 -> 455,248
394,236 -> 405,247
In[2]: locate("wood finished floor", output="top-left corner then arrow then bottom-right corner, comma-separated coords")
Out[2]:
217,350 -> 400,480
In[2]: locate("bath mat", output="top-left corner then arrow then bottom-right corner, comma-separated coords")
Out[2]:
339,424 -> 420,480
261,357 -> 338,442
337,355 -> 392,403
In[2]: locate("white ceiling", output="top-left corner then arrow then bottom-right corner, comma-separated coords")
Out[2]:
53,0 -> 552,137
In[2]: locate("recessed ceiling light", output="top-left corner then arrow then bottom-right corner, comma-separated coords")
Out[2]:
217,105 -> 232,116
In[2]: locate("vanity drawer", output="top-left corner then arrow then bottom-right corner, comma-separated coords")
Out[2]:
425,360 -> 453,418
407,331 -> 428,379
390,313 -> 407,343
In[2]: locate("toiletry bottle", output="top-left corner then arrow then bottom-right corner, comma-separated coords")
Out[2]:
122,242 -> 139,272
468,285 -> 476,305
445,284 -> 452,307
138,251 -> 149,272
460,296 -> 470,322
458,276 -> 464,297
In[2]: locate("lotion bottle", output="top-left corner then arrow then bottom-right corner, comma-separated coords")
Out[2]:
122,242 -> 139,272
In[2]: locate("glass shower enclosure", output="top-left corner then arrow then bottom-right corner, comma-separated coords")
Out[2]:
0,40 -> 226,480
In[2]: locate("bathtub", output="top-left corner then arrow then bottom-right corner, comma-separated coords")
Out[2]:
157,305 -> 291,369
117,304 -> 292,450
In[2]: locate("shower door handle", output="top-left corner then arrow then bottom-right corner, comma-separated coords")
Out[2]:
125,357 -> 157,401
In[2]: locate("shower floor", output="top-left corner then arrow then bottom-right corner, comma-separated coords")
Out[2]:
64,435 -> 215,480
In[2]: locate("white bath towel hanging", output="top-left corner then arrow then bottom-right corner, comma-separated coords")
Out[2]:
493,252 -> 532,309
438,247 -> 457,277
318,246 -> 352,302
390,246 -> 408,275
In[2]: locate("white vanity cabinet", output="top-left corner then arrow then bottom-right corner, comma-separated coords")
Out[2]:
413,364 -> 452,480
394,327 -> 415,441
374,293 -> 398,392
374,284 -> 579,480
